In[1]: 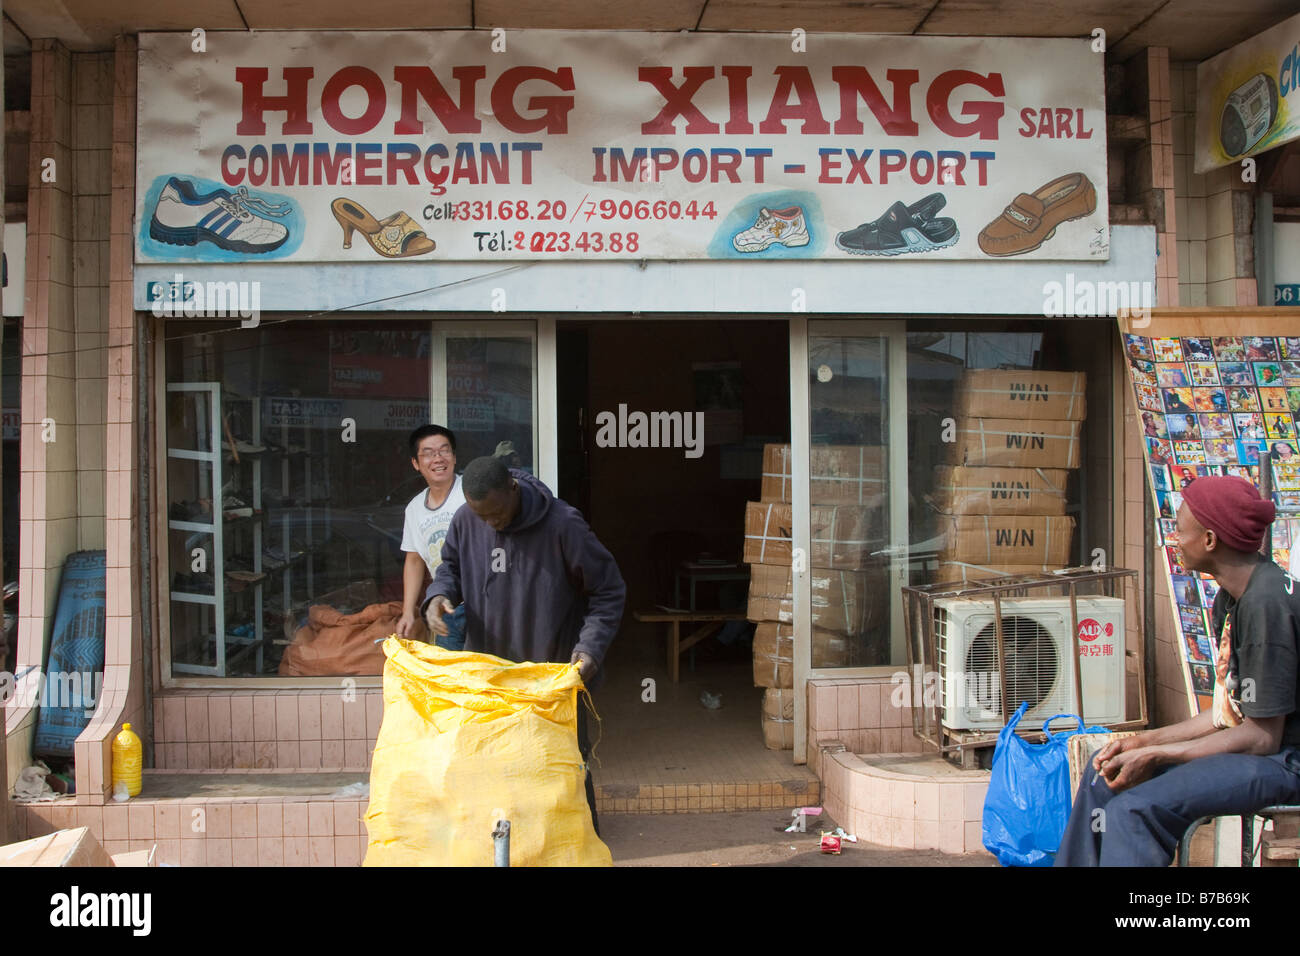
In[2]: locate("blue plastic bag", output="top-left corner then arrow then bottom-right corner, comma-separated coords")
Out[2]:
981,701 -> 1108,867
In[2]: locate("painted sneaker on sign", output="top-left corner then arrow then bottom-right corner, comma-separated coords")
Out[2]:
731,206 -> 810,253
150,177 -> 292,253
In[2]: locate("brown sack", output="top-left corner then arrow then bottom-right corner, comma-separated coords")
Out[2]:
278,601 -> 408,676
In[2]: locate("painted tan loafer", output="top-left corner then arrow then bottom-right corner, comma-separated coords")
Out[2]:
977,172 -> 1097,257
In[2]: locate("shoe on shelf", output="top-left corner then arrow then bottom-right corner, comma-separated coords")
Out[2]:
169,499 -> 213,523
264,545 -> 304,564
732,206 -> 810,253
225,569 -> 266,592
150,177 -> 291,254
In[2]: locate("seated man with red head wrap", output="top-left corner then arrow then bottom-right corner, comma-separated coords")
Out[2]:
1057,475 -> 1300,866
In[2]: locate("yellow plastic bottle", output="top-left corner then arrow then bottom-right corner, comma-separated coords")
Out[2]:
112,722 -> 143,797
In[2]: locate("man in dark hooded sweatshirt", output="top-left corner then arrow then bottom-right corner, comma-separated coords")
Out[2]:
421,455 -> 626,833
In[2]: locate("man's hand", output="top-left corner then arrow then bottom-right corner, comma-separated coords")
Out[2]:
570,650 -> 595,682
1099,745 -> 1165,792
425,596 -> 454,638
1092,732 -> 1143,772
396,610 -> 417,639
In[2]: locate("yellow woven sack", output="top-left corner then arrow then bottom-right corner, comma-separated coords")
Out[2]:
363,637 -> 612,866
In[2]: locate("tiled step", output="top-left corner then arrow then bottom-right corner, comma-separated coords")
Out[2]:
596,778 -> 820,814
819,746 -> 994,854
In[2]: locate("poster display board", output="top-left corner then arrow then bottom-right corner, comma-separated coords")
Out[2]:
1120,314 -> 1300,713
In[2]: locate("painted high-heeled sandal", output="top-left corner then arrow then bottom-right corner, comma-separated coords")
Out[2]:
331,197 -> 436,258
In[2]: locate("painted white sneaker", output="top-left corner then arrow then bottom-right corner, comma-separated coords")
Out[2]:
732,206 -> 810,253
150,177 -> 291,253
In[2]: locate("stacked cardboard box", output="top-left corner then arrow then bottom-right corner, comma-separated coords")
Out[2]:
744,444 -> 889,748
761,688 -> 796,750
0,827 -> 114,867
752,622 -> 851,688
937,370 -> 1085,581
746,562 -> 886,635
934,562 -> 1065,585
743,501 -> 883,569
760,444 -> 886,505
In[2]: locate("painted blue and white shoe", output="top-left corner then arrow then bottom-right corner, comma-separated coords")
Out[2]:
732,206 -> 810,253
150,177 -> 291,253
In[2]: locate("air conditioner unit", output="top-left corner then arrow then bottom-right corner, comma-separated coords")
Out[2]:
934,595 -> 1125,731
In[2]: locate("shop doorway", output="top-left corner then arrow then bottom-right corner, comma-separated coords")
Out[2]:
558,318 -> 820,812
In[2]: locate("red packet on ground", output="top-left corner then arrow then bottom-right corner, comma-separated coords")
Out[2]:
819,832 -> 842,854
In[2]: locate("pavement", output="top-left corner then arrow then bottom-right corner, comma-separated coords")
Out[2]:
601,809 -> 998,866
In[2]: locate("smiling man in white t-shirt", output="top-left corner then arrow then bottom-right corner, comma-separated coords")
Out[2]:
397,425 -> 467,648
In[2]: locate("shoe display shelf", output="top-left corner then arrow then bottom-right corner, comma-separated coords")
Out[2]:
165,382 -> 266,677
221,394 -> 268,674
265,403 -> 328,647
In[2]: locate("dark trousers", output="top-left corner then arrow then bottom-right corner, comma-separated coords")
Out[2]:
1056,747 -> 1300,866
577,706 -> 600,837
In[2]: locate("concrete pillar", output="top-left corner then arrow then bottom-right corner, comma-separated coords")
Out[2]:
74,36 -> 139,801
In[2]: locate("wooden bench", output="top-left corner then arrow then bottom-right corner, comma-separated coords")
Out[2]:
633,610 -> 747,683
1259,810 -> 1300,866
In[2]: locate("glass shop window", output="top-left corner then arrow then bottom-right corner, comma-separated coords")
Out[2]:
162,319 -> 534,679
906,322 -> 1115,589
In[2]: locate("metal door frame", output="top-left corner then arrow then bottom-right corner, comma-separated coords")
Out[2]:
791,318 -> 909,764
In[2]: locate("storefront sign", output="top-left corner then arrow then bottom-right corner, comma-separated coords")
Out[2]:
1195,10 -> 1300,173
328,330 -> 430,398
137,30 -> 1108,262
448,397 -> 495,432
263,396 -> 428,431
